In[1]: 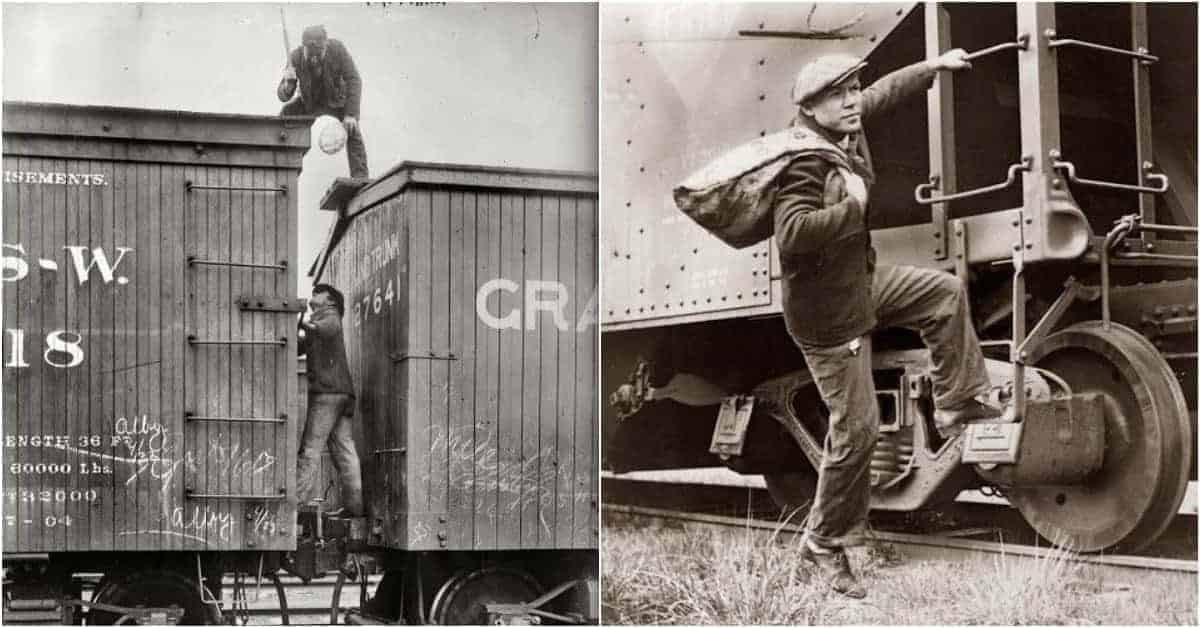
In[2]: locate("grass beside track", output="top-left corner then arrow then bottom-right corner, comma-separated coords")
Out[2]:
602,512 -> 1198,625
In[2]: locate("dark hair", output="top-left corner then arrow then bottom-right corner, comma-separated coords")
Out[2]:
302,25 -> 328,41
312,283 -> 345,316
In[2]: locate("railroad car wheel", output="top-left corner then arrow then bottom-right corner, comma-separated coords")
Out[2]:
763,472 -> 818,522
1009,321 -> 1191,553
87,570 -> 221,625
427,566 -> 542,625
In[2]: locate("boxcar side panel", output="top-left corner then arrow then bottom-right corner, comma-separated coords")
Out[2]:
3,151 -> 299,552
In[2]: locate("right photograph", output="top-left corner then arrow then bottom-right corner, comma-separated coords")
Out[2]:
600,2 -> 1198,624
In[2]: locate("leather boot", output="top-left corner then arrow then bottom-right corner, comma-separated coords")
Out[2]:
933,398 -> 1003,439
799,542 -> 867,598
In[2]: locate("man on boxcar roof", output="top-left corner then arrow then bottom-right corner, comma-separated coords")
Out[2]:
277,24 -> 370,178
297,283 -> 362,516
775,50 -> 1000,598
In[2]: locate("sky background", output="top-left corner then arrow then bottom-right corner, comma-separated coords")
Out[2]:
3,2 -> 599,295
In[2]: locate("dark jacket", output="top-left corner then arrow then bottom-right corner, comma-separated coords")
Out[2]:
776,61 -> 937,347
277,39 -> 363,118
298,307 -> 355,398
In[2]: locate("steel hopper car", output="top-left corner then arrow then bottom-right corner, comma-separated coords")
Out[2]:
307,163 -> 599,624
602,2 -> 1196,554
2,101 -> 310,623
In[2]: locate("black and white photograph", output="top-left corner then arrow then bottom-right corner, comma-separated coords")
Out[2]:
2,3 -> 598,624
600,3 -> 1197,624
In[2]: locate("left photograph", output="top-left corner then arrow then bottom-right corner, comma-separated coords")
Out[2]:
2,4 -> 599,624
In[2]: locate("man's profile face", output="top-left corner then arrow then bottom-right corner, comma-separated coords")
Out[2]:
800,76 -> 863,136
303,33 -> 328,59
310,291 -> 334,312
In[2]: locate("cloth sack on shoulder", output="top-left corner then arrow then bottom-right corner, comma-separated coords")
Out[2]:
673,127 -> 852,249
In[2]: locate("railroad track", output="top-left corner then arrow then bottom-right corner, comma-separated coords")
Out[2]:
604,503 -> 1198,581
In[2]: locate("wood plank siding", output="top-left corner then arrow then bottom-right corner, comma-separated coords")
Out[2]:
318,163 -> 599,551
2,102 -> 309,552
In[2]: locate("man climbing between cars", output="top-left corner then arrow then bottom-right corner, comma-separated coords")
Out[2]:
297,283 -> 362,517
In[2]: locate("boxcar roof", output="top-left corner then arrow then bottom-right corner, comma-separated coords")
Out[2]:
3,100 -> 312,151
309,161 -> 598,280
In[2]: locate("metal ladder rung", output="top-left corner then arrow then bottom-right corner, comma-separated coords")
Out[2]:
185,413 -> 287,424
187,336 -> 286,347
187,256 -> 287,271
185,489 -> 286,501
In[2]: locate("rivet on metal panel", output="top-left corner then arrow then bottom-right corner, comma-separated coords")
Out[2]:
896,8 -> 903,15
612,250 -> 620,258
608,310 -> 614,316
1026,243 -> 1033,250
650,305 -> 655,310
439,516 -> 447,523
758,94 -> 766,101
638,288 -> 644,294
637,41 -> 644,47
679,301 -> 684,307
1012,220 -> 1020,227
624,16 -> 630,22
625,309 -> 631,314
665,283 -> 671,290
639,104 -> 645,110
935,249 -> 942,256
869,35 -> 877,43
638,228 -> 644,234
737,294 -> 743,299
639,166 -> 645,173
1013,244 -> 1021,251
679,265 -> 685,271
752,271 -> 758,277
759,22 -> 765,29
625,201 -> 631,207
721,297 -> 727,302
760,131 -> 767,137
1025,218 -> 1033,225
279,132 -> 287,141
693,248 -> 698,254
758,58 -> 766,66
625,77 -> 631,84
664,303 -> 670,309
933,232 -> 940,238
638,308 -> 644,313
625,254 -> 631,260
626,139 -> 632,146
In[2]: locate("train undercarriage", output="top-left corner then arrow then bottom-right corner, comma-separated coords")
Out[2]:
604,269 -> 1196,554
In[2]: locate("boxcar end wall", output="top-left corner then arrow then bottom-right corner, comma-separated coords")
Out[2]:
2,102 -> 309,553
317,163 -> 599,553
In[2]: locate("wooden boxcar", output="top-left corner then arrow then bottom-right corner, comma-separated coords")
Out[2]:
2,101 -> 309,623
311,162 -> 599,624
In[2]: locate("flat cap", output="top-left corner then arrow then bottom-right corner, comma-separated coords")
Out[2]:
791,54 -> 868,105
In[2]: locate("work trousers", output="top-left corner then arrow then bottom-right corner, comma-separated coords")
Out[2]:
280,100 -> 370,178
794,264 -> 991,549
297,392 -> 363,515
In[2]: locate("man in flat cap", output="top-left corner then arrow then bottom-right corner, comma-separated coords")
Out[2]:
278,25 -> 370,178
775,49 -> 998,598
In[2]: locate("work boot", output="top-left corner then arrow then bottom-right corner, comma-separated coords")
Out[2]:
799,542 -> 867,599
933,398 -> 1003,439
